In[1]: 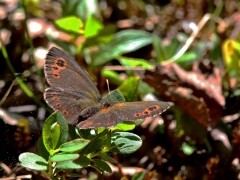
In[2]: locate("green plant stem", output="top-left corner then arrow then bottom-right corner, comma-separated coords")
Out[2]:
1,40 -> 16,76
212,1 -> 223,16
107,129 -> 111,149
41,171 -> 51,178
21,0 -> 44,90
88,152 -> 100,159
112,152 -> 127,179
48,160 -> 53,178
0,36 -> 51,112
89,164 -> 102,174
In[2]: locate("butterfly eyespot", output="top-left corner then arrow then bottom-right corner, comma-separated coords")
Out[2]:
56,103 -> 62,108
51,92 -> 57,96
62,110 -> 68,116
56,58 -> 66,67
52,96 -> 59,101
134,113 -> 141,117
148,106 -> 158,111
51,65 -> 59,71
53,73 -> 60,79
143,111 -> 149,115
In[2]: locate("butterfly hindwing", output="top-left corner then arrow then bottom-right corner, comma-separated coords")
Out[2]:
45,87 -> 99,125
77,101 -> 170,129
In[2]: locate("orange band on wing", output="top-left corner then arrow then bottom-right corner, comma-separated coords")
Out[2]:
101,107 -> 111,113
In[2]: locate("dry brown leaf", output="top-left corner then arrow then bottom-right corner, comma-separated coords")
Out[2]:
143,62 -> 224,128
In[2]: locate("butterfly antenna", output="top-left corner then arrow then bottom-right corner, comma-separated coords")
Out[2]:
106,79 -> 111,93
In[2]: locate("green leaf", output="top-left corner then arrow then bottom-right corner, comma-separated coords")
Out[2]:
78,129 -> 95,139
50,153 -> 79,162
50,122 -> 61,150
19,153 -> 48,171
138,81 -> 155,99
234,89 -> 240,96
175,52 -> 197,63
132,171 -> 145,180
81,138 -> 103,155
101,70 -> 123,86
209,33 -> 221,61
38,137 -> 49,161
99,153 -> 116,163
178,114 -> 207,142
92,159 -> 112,173
42,111 -> 68,154
60,139 -> 90,152
181,143 -> 195,155
56,155 -> 90,169
117,76 -> 140,102
55,16 -> 84,34
191,41 -> 205,61
104,90 -> 126,103
97,128 -> 107,134
84,25 -> 116,48
134,119 -> 145,126
165,37 -> 181,59
85,15 -> 104,38
68,124 -> 79,140
152,34 -> 166,62
61,0 -> 81,17
80,130 -> 108,154
67,173 -> 81,178
110,132 -> 142,154
76,0 -> 98,21
112,121 -> 136,131
117,56 -> 152,68
92,30 -> 153,66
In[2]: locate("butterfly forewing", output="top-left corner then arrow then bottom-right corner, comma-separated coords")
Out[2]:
44,47 -> 101,125
44,47 -> 101,99
77,101 -> 171,129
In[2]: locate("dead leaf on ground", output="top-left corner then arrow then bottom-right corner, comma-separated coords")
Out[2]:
143,61 -> 224,128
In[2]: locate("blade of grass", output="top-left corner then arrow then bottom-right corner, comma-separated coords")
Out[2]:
21,0 -> 44,90
0,79 -> 17,106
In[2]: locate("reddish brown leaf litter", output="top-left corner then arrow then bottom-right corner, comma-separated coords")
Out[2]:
206,156 -> 219,180
143,61 -> 224,128
232,121 -> 240,159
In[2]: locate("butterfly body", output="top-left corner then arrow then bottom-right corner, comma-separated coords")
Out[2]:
44,47 -> 170,129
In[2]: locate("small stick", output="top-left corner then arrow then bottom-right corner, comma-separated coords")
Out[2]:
106,79 -> 111,93
162,13 -> 224,65
0,79 -> 17,106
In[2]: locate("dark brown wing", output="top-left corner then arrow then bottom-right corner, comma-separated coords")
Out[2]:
44,47 -> 101,125
77,101 -> 171,129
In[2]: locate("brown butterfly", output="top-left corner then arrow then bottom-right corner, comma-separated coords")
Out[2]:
44,47 -> 170,129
